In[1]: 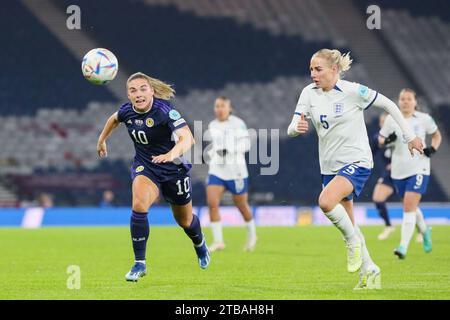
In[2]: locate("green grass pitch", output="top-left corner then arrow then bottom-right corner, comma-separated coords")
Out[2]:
1,225 -> 449,299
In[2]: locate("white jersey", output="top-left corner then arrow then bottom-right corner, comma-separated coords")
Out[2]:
206,115 -> 250,180
379,111 -> 437,179
293,79 -> 378,174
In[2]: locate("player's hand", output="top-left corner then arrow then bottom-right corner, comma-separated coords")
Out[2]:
384,132 -> 397,145
296,113 -> 308,134
97,140 -> 107,158
216,149 -> 227,157
423,146 -> 437,158
152,152 -> 176,163
408,137 -> 424,156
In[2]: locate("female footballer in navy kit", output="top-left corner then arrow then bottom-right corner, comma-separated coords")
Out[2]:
97,72 -> 210,282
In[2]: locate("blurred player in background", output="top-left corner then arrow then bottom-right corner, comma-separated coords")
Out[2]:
370,113 -> 396,240
288,49 -> 423,289
97,72 -> 210,282
379,88 -> 442,259
99,190 -> 116,208
205,96 -> 256,252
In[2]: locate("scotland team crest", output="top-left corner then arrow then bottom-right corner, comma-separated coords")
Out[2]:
333,102 -> 344,115
146,118 -> 154,127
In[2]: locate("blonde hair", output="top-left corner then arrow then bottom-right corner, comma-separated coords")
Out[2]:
313,49 -> 353,77
127,72 -> 175,100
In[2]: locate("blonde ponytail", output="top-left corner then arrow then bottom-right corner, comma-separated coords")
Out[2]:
127,72 -> 175,100
313,49 -> 353,77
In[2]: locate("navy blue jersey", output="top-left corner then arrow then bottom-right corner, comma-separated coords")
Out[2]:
117,98 -> 192,181
370,132 -> 392,168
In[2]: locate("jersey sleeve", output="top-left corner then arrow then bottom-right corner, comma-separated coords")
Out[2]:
204,122 -> 212,141
117,104 -> 129,123
379,115 -> 395,138
424,114 -> 438,134
166,108 -> 188,132
288,87 -> 311,137
226,119 -> 250,154
294,87 -> 311,118
350,82 -> 378,110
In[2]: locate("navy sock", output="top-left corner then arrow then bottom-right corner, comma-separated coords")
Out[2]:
375,202 -> 391,226
130,211 -> 149,261
183,214 -> 203,246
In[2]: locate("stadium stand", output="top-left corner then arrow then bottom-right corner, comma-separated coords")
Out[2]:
355,0 -> 450,22
0,0 -> 116,115
355,0 -> 450,106
0,0 -> 448,206
142,0 -> 346,44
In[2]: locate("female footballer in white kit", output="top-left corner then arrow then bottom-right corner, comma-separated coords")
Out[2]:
379,88 -> 441,259
206,96 -> 257,252
287,49 -> 424,289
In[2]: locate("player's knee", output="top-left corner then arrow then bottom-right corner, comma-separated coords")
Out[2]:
318,194 -> 334,213
403,201 -> 417,212
132,196 -> 151,212
176,216 -> 192,229
232,198 -> 244,208
132,203 -> 149,213
207,198 -> 220,210
372,192 -> 381,203
234,200 -> 249,212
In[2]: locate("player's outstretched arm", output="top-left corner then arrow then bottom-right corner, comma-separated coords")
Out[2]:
97,112 -> 120,158
152,126 -> 195,163
372,94 -> 423,155
287,113 -> 308,137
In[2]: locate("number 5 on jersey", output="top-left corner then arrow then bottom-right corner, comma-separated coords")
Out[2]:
320,115 -> 329,129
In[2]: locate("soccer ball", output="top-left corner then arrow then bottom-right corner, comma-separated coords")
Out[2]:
81,48 -> 118,85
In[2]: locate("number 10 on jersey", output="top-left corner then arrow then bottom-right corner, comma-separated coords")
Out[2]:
176,177 -> 190,195
131,130 -> 149,144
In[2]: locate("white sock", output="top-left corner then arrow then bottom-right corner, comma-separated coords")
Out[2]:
354,225 -> 375,270
400,212 -> 417,250
324,204 -> 359,244
135,260 -> 146,265
210,221 -> 223,244
416,207 -> 427,234
245,219 -> 257,240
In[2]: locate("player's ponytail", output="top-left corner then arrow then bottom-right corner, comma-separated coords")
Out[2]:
313,49 -> 353,78
127,72 -> 175,100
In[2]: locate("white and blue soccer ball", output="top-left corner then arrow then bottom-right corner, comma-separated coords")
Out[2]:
81,48 -> 118,85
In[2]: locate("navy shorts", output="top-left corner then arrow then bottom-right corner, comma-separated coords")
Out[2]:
377,169 -> 395,189
131,161 -> 192,206
392,174 -> 429,198
207,174 -> 248,195
322,163 -> 372,200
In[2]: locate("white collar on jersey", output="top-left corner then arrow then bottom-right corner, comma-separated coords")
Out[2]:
132,100 -> 153,114
312,79 -> 343,92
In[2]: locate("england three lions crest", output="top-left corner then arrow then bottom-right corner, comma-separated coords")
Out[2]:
333,102 -> 344,115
